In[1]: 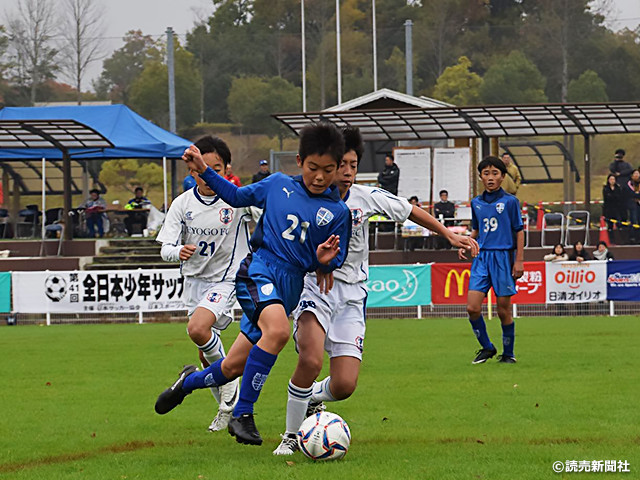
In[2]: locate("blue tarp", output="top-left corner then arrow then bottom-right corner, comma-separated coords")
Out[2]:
0,105 -> 190,159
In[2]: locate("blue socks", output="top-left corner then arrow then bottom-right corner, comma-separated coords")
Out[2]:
233,345 -> 278,416
469,315 -> 494,350
502,321 -> 515,357
182,358 -> 230,393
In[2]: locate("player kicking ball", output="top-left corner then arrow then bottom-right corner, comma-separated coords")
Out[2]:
155,123 -> 352,446
155,136 -> 253,431
273,127 -> 479,455
459,155 -> 524,365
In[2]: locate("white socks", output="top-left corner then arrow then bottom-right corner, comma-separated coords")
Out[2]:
310,376 -> 336,403
285,380 -> 313,434
197,328 -> 226,405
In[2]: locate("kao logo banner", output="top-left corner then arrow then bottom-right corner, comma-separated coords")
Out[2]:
545,261 -> 607,303
366,264 -> 431,307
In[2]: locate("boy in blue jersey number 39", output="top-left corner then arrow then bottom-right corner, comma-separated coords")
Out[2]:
459,156 -> 524,365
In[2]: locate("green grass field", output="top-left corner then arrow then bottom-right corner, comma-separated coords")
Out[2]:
1,317 -> 639,479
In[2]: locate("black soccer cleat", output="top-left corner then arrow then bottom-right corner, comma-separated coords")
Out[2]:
228,413 -> 263,446
155,364 -> 197,414
497,355 -> 517,364
472,347 -> 497,364
306,400 -> 326,418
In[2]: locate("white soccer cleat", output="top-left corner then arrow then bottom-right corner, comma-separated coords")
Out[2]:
208,409 -> 232,432
273,433 -> 299,455
219,377 -> 240,412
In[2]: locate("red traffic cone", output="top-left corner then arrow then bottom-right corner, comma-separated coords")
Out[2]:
599,216 -> 611,246
536,202 -> 544,230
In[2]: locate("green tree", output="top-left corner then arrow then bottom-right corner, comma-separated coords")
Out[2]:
129,41 -> 201,129
432,56 -> 482,106
228,75 -> 300,142
94,30 -> 162,104
567,70 -> 608,102
99,159 -> 163,194
480,51 -> 548,104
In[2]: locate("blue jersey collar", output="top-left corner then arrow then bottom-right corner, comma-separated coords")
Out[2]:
481,188 -> 505,204
192,186 -> 220,206
292,175 -> 341,200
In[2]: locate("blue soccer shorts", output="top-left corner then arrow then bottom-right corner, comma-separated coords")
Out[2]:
468,249 -> 517,298
235,248 -> 305,344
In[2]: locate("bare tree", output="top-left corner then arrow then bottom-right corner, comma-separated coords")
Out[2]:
59,0 -> 106,104
6,0 -> 58,104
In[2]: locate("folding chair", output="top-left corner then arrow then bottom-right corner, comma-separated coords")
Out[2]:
15,207 -> 39,238
0,208 -> 10,238
564,210 -> 590,246
39,208 -> 65,256
541,212 -> 565,248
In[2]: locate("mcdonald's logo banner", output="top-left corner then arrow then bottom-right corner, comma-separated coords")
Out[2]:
431,263 -> 472,305
431,262 -> 547,305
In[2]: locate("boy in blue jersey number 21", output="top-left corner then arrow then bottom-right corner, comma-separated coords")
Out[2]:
155,123 -> 351,446
459,156 -> 524,365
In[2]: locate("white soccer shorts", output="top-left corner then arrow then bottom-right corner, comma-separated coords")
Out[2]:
183,277 -> 236,330
293,276 -> 367,360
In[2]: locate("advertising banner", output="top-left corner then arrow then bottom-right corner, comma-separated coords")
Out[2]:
545,261 -> 607,303
0,272 -> 10,313
606,260 -> 640,301
12,269 -> 186,313
366,264 -> 431,307
431,262 -> 546,305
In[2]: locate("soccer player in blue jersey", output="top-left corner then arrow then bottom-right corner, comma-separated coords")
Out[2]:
155,123 -> 351,446
459,156 -> 524,364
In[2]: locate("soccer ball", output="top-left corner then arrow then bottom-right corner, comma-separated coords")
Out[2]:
297,411 -> 351,461
45,275 -> 67,302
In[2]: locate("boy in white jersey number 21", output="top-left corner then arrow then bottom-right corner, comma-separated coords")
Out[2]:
274,127 -> 480,455
155,136 -> 255,432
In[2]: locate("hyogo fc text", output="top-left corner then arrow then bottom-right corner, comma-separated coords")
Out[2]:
552,460 -> 630,473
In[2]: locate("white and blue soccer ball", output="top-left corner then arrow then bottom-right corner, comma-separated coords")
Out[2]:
297,411 -> 351,461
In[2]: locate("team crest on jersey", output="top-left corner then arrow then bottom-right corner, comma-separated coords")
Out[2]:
351,208 -> 364,227
261,283 -> 274,296
219,208 -> 234,225
496,203 -> 505,214
316,207 -> 334,226
185,211 -> 193,220
207,292 -> 222,303
355,336 -> 364,353
251,372 -> 268,391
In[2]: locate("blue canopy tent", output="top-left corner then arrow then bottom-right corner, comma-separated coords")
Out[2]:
0,105 -> 191,239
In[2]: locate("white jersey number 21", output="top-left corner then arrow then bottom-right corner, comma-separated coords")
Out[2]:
282,214 -> 310,244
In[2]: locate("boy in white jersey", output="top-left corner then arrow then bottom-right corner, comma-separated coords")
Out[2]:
274,127 -> 479,455
155,135 -> 251,431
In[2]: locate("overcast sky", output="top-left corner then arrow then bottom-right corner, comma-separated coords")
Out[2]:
2,0 -> 639,89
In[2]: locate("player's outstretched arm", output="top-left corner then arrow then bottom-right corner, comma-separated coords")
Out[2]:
458,229 -> 478,260
409,206 -> 479,257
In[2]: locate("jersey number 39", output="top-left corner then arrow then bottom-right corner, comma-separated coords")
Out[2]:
483,217 -> 498,233
282,214 -> 310,244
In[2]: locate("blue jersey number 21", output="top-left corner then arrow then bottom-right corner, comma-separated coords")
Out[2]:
281,214 -> 310,244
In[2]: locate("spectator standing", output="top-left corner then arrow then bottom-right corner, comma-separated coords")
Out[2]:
593,241 -> 615,261
377,154 -> 400,195
501,153 -> 521,196
225,164 -> 242,187
408,196 -> 421,207
603,173 -> 625,231
80,188 -> 107,238
124,187 -> 151,235
609,149 -> 633,187
543,244 -> 568,262
251,159 -> 271,183
568,241 -> 591,262
626,169 -> 640,243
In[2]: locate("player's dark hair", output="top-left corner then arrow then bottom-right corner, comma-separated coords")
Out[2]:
90,188 -> 100,195
134,186 -> 143,193
477,155 -> 507,175
439,189 -> 448,196
194,135 -> 231,167
342,126 -> 364,164
299,122 -> 345,166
